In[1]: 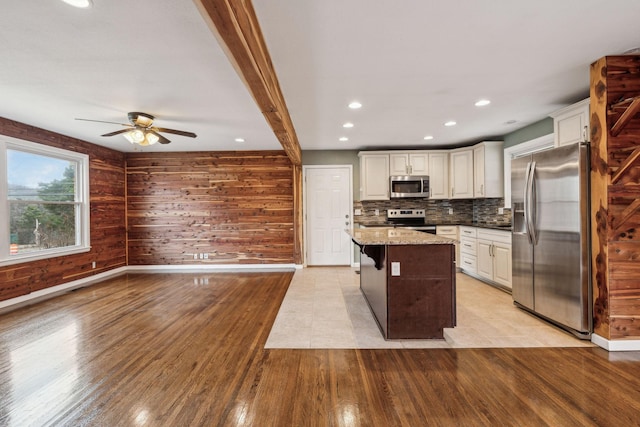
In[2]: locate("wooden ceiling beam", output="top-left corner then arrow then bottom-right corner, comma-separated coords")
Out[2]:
194,0 -> 302,165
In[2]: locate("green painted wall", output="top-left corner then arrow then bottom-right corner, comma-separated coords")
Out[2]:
302,150 -> 360,200
503,117 -> 553,148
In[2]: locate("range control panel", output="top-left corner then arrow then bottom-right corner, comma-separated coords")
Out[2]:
387,209 -> 425,219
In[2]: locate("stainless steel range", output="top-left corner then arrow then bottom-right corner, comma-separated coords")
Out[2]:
386,209 -> 436,234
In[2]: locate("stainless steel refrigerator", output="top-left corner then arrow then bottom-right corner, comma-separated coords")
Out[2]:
511,142 -> 591,338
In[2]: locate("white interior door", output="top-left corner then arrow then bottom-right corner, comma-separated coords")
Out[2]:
305,166 -> 352,266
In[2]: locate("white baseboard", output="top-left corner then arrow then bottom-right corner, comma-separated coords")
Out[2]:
0,266 -> 128,313
351,262 -> 360,268
0,263 -> 297,313
126,264 -> 297,273
591,333 -> 640,351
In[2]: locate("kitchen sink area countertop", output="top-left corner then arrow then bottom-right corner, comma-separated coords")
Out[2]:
356,221 -> 512,231
347,227 -> 457,245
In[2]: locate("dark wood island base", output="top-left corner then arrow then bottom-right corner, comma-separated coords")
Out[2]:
349,228 -> 456,340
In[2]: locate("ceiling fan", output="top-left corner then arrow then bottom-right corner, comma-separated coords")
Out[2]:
76,112 -> 197,146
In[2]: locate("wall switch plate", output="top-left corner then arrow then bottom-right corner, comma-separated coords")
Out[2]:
375,209 -> 379,216
91,261 -> 96,269
391,262 -> 400,276
203,253 -> 209,259
448,208 -> 453,215
499,207 -> 504,214
193,254 -> 198,260
354,208 -> 362,215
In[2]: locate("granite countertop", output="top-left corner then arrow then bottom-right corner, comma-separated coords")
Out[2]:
346,227 -> 457,246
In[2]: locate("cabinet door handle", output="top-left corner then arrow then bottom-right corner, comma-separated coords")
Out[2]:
480,184 -> 484,195
583,125 -> 588,142
451,187 -> 455,197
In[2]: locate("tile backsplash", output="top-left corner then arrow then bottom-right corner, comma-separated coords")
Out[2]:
355,198 -> 511,226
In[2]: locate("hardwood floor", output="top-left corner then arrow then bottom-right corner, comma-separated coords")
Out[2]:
1,271 -> 640,426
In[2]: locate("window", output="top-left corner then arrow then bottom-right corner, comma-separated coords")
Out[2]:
1,136 -> 90,265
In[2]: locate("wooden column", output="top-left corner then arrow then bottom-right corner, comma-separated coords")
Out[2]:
292,164 -> 303,264
590,55 -> 640,340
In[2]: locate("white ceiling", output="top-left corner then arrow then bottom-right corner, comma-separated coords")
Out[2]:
1,1 -> 640,153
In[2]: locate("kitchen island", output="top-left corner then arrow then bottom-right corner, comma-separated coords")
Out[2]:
347,227 -> 456,339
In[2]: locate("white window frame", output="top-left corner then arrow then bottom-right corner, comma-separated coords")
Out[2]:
0,136 -> 90,266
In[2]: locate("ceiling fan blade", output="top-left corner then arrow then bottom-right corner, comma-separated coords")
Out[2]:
149,130 -> 171,144
153,127 -> 197,138
101,129 -> 131,137
76,118 -> 130,126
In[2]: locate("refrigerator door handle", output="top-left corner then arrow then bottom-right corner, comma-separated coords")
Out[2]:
523,161 -> 533,245
528,161 -> 538,245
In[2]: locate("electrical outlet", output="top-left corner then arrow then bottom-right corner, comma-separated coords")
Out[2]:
193,253 -> 198,260
499,207 -> 504,214
199,253 -> 204,259
391,262 -> 401,276
91,261 -> 96,269
448,208 -> 453,215
374,209 -> 379,216
203,253 -> 209,259
354,208 -> 362,216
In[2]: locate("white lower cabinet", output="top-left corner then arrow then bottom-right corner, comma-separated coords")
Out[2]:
436,225 -> 458,267
458,226 -> 477,274
476,229 -> 512,288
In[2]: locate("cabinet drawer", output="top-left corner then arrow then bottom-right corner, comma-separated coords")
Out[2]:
477,228 -> 511,245
436,225 -> 457,235
459,236 -> 477,256
459,226 -> 477,238
460,253 -> 477,273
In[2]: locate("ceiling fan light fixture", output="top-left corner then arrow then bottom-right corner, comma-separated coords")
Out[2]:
144,132 -> 160,145
123,129 -> 147,145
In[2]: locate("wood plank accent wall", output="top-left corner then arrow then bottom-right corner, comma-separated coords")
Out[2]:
125,150 -> 294,265
590,55 -> 640,340
0,117 -> 127,302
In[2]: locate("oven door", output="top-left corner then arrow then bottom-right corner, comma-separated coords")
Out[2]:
402,225 -> 436,234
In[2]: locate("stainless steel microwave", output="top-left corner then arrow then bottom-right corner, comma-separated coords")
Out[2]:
389,175 -> 430,198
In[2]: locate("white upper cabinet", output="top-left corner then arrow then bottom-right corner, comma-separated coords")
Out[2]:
359,143 -> 502,201
389,152 -> 429,175
428,152 -> 449,199
449,148 -> 474,199
359,153 -> 389,200
473,141 -> 504,198
550,98 -> 590,147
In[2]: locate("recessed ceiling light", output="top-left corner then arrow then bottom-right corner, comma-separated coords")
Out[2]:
475,99 -> 491,107
235,138 -> 245,143
444,121 -> 457,127
348,101 -> 362,109
61,0 -> 92,8
423,135 -> 434,140
339,137 -> 349,142
343,122 -> 354,128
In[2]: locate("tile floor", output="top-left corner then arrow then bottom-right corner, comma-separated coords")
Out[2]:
265,267 -> 595,349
